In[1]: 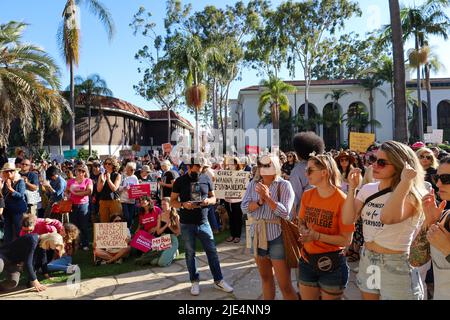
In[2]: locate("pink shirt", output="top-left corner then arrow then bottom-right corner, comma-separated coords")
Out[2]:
67,178 -> 93,205
20,218 -> 64,237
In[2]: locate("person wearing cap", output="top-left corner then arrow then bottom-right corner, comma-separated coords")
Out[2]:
240,155 -> 298,300
1,163 -> 27,244
334,150 -> 357,194
171,157 -> 234,296
160,160 -> 177,199
65,165 -> 93,251
19,158 -> 41,216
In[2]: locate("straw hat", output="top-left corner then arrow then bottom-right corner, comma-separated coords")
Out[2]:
334,150 -> 355,165
1,163 -> 17,172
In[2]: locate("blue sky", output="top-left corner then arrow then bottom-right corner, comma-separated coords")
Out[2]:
2,0 -> 449,123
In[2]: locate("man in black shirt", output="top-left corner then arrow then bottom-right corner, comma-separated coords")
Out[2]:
171,158 -> 233,296
160,160 -> 177,198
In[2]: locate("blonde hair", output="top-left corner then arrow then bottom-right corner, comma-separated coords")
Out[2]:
381,141 -> 427,214
126,162 -> 137,171
308,154 -> 341,188
416,147 -> 438,169
39,232 -> 65,256
161,197 -> 179,227
77,165 -> 90,179
104,157 -> 120,173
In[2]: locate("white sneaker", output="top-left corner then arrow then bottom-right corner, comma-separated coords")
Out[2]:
191,282 -> 200,296
214,280 -> 233,293
67,264 -> 78,274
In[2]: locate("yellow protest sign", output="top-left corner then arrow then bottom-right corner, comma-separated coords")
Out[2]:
349,132 -> 375,152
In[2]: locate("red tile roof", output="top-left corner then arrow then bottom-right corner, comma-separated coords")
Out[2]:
97,96 -> 150,119
147,110 -> 194,128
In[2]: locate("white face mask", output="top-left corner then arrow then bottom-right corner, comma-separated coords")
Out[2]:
260,165 -> 276,176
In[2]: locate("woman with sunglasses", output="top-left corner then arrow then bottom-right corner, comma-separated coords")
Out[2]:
281,152 -> 298,180
343,140 -> 427,300
422,156 -> 450,299
297,154 -> 354,300
241,155 -> 298,300
416,147 -> 439,194
97,158 -> 122,223
65,165 -> 93,251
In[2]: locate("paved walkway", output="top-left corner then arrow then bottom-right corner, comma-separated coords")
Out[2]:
0,241 -> 361,300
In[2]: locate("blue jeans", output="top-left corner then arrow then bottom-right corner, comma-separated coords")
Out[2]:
122,203 -> 136,229
71,203 -> 90,247
180,222 -> 223,283
207,205 -> 220,231
47,256 -> 72,273
3,209 -> 25,244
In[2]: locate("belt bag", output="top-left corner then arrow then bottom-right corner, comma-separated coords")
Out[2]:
304,250 -> 343,273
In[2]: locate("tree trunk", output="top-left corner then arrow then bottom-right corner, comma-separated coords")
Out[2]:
369,90 -> 374,134
167,107 -> 171,143
389,0 -> 408,143
70,60 -> 76,149
88,105 -> 92,156
425,63 -> 432,130
271,103 -> 279,130
415,34 -> 424,142
212,79 -> 218,129
59,129 -> 63,155
195,108 -> 199,155
390,82 -> 395,138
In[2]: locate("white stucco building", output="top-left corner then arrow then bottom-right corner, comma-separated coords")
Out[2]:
230,78 -> 450,150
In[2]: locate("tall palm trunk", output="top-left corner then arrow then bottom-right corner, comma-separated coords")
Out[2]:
369,90 -> 374,134
195,108 -> 199,154
70,60 -> 76,149
88,105 -> 92,156
425,63 -> 432,130
390,82 -> 395,138
271,103 -> 280,130
389,0 -> 408,143
212,80 -> 218,129
415,34 -> 424,141
167,108 -> 171,143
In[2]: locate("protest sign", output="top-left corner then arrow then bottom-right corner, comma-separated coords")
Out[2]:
63,149 -> 78,159
245,145 -> 259,154
130,230 -> 155,253
424,129 -> 443,144
215,170 -> 251,200
119,149 -> 134,160
152,234 -> 172,251
94,222 -> 128,249
162,143 -> 173,154
349,132 -> 376,152
128,184 -> 151,199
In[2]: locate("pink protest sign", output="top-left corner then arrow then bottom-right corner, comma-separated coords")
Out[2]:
128,184 -> 151,199
130,230 -> 155,253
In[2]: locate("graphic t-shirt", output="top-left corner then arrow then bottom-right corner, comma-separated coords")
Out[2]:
299,187 -> 354,255
67,178 -> 93,205
139,206 -> 162,233
356,182 -> 422,252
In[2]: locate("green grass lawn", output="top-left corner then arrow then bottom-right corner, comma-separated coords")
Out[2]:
39,229 -> 231,285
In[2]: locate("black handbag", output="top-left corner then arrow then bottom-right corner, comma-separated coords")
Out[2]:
303,249 -> 344,273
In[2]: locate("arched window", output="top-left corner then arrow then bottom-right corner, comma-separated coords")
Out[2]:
437,100 -> 450,142
322,103 -> 341,150
410,102 -> 428,141
297,103 -> 318,133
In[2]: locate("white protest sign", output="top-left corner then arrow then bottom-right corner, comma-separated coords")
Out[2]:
152,234 -> 172,251
214,170 -> 251,200
424,129 -> 443,144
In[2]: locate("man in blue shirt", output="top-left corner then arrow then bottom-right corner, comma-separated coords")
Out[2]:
19,159 -> 41,215
43,166 -> 67,216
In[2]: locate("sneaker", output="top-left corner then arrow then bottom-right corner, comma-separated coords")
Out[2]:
67,264 -> 78,274
214,280 -> 233,293
82,246 -> 89,251
190,282 -> 200,296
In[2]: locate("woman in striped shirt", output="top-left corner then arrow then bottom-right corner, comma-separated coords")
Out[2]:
241,155 -> 297,300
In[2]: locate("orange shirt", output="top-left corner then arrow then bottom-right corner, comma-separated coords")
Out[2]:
298,187 -> 355,255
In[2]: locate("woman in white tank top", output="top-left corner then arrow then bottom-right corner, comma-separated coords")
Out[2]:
422,156 -> 450,300
342,141 -> 427,300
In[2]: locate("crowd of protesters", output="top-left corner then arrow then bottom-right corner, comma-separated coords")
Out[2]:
0,138 -> 449,299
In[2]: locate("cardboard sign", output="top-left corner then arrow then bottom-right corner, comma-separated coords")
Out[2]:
152,234 -> 172,251
349,132 -> 376,152
424,129 -> 443,144
128,184 -> 151,199
149,182 -> 158,193
130,230 -> 155,253
94,222 -> 128,249
162,143 -> 173,154
215,170 -> 251,200
63,149 -> 78,159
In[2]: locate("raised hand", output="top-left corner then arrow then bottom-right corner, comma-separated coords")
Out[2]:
400,163 -> 417,182
422,189 -> 447,225
348,168 -> 362,190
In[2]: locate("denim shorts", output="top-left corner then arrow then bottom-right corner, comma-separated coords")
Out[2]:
250,235 -> 285,260
298,254 -> 349,292
356,246 -> 424,300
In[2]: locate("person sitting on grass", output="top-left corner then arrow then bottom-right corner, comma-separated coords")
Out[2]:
47,223 -> 80,275
94,214 -> 131,265
135,197 -> 180,267
136,196 -> 161,237
0,232 -> 64,292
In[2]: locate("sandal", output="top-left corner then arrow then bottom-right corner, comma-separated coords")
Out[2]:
226,237 -> 235,242
233,238 -> 241,243
345,248 -> 360,263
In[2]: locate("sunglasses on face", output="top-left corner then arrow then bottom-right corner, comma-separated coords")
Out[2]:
287,155 -> 293,158
419,155 -> 433,161
305,167 -> 322,175
259,163 -> 272,168
372,157 -> 393,168
340,158 -> 349,162
104,162 -> 112,166
431,174 -> 450,185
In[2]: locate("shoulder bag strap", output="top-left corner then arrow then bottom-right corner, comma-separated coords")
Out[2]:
362,187 -> 393,208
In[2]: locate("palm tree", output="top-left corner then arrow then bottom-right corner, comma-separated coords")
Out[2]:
0,21 -> 71,147
58,0 -> 115,150
71,74 -> 113,156
258,76 -> 295,130
343,103 -> 381,142
359,70 -> 386,134
388,0 -> 408,143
